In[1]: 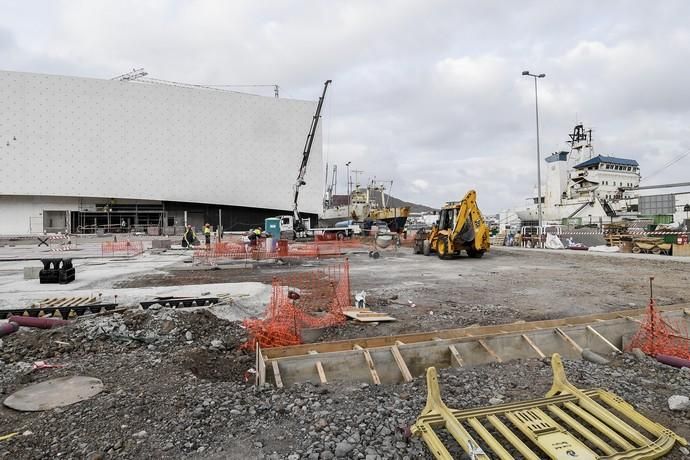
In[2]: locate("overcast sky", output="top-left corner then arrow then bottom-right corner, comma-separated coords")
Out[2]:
2,1 -> 690,212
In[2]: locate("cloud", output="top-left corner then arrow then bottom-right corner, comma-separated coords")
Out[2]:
2,0 -> 690,213
411,179 -> 429,191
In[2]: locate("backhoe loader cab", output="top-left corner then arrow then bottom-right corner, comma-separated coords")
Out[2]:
414,190 -> 490,259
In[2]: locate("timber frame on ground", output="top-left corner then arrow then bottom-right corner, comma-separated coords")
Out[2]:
256,305 -> 690,388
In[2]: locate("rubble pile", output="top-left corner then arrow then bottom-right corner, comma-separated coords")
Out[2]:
1,308 -> 689,459
0,307 -> 247,365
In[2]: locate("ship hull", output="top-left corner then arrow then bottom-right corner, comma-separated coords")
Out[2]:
368,207 -> 410,232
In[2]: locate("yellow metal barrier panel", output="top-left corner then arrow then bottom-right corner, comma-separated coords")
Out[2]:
412,354 -> 687,459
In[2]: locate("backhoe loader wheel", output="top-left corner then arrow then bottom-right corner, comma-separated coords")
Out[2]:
437,237 -> 449,259
467,248 -> 485,258
423,240 -> 431,256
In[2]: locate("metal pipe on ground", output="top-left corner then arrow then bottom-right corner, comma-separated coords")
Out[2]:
0,322 -> 19,337
7,316 -> 70,329
656,354 -> 690,369
582,348 -> 610,365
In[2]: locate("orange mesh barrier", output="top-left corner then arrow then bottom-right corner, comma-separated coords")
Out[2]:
101,241 -> 144,257
243,259 -> 351,349
194,239 -> 365,265
628,297 -> 690,359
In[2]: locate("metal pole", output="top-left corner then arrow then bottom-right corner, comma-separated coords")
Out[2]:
346,162 -> 351,220
533,76 -> 543,230
218,209 -> 222,241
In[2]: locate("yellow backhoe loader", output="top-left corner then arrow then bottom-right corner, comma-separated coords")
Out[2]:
414,190 -> 490,259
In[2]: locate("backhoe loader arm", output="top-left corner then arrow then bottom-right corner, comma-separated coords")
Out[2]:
450,191 -> 474,238
450,190 -> 489,252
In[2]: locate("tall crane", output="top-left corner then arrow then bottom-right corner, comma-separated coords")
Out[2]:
293,79 -> 332,234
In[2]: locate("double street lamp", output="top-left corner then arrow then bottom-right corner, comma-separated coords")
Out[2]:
522,70 -> 546,230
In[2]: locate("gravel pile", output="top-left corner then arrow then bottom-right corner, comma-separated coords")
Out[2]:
1,308 -> 689,459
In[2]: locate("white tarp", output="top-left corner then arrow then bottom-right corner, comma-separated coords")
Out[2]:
545,233 -> 565,249
588,245 -> 620,253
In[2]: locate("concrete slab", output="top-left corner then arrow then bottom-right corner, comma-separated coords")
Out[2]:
3,376 -> 104,411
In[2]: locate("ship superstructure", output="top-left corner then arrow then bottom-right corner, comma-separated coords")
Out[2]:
515,124 -> 641,223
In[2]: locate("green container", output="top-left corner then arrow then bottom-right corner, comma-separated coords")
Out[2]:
653,215 -> 673,225
663,235 -> 677,244
264,218 -> 281,240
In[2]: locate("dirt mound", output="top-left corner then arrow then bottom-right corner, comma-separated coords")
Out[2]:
179,347 -> 253,382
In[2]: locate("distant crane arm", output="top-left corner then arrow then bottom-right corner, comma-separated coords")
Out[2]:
293,79 -> 332,229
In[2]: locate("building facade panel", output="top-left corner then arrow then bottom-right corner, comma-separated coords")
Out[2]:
0,70 -> 323,214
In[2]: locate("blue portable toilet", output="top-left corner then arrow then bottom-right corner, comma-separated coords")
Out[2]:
264,218 -> 281,240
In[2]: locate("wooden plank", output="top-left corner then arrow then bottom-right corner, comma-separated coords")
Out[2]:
586,325 -> 621,353
390,345 -> 413,383
309,351 -> 328,384
448,344 -> 464,367
271,360 -> 283,388
623,315 -> 642,324
478,339 -> 502,363
53,297 -> 71,307
263,304 -> 690,359
555,327 -> 583,353
256,343 -> 266,386
522,334 -> 545,358
354,345 -> 381,384
342,309 -> 396,322
395,340 -> 405,346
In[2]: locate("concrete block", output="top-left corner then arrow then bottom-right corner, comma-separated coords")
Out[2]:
24,266 -> 42,280
152,239 -> 172,249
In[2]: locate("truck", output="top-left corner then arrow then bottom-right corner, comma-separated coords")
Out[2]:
276,215 -> 361,240
414,190 -> 490,259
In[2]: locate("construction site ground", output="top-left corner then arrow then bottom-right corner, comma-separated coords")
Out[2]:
1,241 -> 689,459
113,246 -> 690,341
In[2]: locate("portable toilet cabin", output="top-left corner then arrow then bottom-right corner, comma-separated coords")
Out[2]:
264,217 -> 281,252
265,217 -> 281,238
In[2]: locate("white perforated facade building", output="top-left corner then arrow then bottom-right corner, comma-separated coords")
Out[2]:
0,70 -> 323,234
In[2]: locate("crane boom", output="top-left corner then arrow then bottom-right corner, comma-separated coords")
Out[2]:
293,79 -> 332,231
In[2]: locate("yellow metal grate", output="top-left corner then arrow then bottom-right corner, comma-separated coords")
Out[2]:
411,354 -> 687,459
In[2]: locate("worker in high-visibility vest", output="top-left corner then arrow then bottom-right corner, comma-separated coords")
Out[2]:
248,227 -> 262,247
203,223 -> 212,248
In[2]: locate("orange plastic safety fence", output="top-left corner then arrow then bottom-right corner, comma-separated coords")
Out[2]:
243,259 -> 351,349
101,241 -> 144,257
628,298 -> 690,359
194,240 -> 365,265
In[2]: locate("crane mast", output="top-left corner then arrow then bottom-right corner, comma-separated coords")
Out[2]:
293,80 -> 332,233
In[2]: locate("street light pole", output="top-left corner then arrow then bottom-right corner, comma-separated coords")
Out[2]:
522,70 -> 546,230
346,161 -> 352,221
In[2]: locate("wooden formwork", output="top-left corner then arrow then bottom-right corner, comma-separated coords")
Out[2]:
257,305 -> 690,388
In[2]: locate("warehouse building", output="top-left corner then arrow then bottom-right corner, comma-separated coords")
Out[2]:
0,70 -> 323,235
